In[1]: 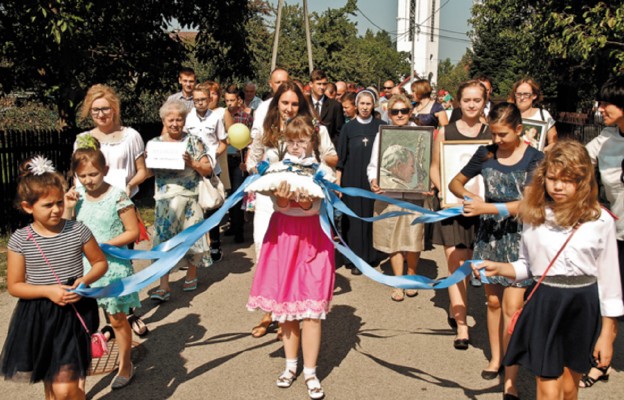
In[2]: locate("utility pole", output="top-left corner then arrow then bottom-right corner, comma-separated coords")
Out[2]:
303,0 -> 314,74
271,0 -> 284,71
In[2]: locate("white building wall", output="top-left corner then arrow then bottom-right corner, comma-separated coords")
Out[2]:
397,0 -> 440,86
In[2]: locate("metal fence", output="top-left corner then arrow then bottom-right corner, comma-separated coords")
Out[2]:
0,123 -> 162,233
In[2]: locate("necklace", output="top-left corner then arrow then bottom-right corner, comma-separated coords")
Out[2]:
414,98 -> 431,113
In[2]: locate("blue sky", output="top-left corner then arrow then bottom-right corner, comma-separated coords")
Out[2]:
276,0 -> 472,63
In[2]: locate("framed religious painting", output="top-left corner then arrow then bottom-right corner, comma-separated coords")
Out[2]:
440,140 -> 490,208
377,125 -> 434,194
521,118 -> 548,151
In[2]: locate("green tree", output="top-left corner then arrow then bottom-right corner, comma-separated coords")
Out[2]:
469,0 -> 619,112
437,52 -> 472,99
0,0 -> 253,126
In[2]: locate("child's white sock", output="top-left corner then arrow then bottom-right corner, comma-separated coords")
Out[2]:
284,358 -> 298,376
303,366 -> 317,380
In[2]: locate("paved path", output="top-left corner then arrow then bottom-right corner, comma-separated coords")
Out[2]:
1,226 -> 623,399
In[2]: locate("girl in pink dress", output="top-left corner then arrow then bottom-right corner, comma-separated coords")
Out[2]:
246,115 -> 334,399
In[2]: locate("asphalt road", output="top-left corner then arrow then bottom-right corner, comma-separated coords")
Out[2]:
1,224 -> 623,399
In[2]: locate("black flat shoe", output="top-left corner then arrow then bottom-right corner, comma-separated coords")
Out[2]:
503,393 -> 520,400
350,267 -> 362,276
453,338 -> 469,350
481,367 -> 501,380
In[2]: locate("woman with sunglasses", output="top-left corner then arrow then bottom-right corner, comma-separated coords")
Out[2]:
367,94 -> 428,302
509,78 -> 557,151
583,75 -> 624,389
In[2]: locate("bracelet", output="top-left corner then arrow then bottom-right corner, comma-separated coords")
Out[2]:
494,203 -> 510,217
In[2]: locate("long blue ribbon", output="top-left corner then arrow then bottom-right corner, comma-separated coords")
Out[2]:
74,166 -> 481,297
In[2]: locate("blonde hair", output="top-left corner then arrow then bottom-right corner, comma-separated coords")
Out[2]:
520,140 -> 600,227
79,84 -> 121,126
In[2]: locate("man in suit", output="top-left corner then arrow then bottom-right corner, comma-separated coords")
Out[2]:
308,69 -> 345,145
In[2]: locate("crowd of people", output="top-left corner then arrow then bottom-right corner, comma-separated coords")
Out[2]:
1,65 -> 623,400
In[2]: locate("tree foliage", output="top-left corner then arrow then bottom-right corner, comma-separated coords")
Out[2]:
0,0 -> 253,126
469,0 -> 621,112
436,52 -> 472,99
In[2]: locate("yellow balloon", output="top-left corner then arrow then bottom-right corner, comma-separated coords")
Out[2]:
228,123 -> 251,150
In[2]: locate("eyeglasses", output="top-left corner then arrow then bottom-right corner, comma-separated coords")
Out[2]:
383,86 -> 394,90
620,158 -> 624,184
389,108 -> 410,116
193,97 -> 209,104
91,107 -> 112,115
514,92 -> 533,99
285,139 -> 311,148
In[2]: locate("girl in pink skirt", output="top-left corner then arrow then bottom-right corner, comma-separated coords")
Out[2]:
247,115 -> 334,399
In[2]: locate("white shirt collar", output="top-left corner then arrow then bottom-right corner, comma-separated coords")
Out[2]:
356,115 -> 373,124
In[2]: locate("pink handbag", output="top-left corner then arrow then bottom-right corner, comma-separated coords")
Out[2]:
26,227 -> 108,358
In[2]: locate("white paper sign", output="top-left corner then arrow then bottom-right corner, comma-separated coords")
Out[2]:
146,141 -> 186,170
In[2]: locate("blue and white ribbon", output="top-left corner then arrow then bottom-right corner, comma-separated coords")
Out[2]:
74,164 -> 486,298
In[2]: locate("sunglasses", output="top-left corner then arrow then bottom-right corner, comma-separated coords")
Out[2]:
389,108 -> 410,116
383,86 -> 394,90
621,158 -> 624,184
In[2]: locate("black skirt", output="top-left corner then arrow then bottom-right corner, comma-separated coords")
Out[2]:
503,279 -> 600,378
1,297 -> 99,383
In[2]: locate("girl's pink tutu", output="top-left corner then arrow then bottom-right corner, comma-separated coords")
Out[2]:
247,212 -> 335,322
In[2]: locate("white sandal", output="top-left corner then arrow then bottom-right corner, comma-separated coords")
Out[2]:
276,370 -> 296,388
305,375 -> 325,399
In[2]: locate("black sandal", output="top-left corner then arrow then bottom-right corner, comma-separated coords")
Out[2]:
579,365 -> 611,388
128,314 -> 149,337
101,325 -> 115,341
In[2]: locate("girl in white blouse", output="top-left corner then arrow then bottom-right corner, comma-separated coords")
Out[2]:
472,140 -> 623,400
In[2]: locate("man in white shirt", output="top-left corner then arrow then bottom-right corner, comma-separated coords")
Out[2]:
185,83 -> 227,174
185,82 -> 228,262
167,67 -> 196,111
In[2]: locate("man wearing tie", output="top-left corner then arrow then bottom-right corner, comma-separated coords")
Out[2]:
308,69 -> 345,146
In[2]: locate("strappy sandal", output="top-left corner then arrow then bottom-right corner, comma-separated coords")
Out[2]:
405,289 -> 418,297
128,315 -> 149,337
251,315 -> 273,338
101,325 -> 115,341
150,289 -> 171,302
182,278 -> 198,292
276,370 -> 296,388
579,365 -> 611,388
305,375 -> 325,399
391,288 -> 405,302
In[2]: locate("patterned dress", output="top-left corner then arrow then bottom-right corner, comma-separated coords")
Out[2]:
149,134 -> 212,268
75,185 -> 141,314
461,144 -> 543,286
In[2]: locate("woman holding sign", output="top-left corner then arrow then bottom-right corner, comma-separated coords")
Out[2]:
430,80 -> 491,350
145,100 -> 213,302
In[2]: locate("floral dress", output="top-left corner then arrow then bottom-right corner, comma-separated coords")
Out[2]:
461,144 -> 544,286
75,186 -> 141,314
149,134 -> 212,268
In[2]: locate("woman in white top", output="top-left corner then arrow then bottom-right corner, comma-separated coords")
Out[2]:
76,84 -> 148,198
473,141 -> 623,400
245,80 -> 338,338
584,75 -> 624,389
510,78 -> 558,151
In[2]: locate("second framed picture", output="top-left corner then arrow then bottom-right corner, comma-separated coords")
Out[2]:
440,140 -> 490,208
377,125 -> 434,193
521,118 -> 548,151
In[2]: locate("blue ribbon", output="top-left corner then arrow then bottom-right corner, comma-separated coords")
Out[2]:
74,163 -> 481,298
